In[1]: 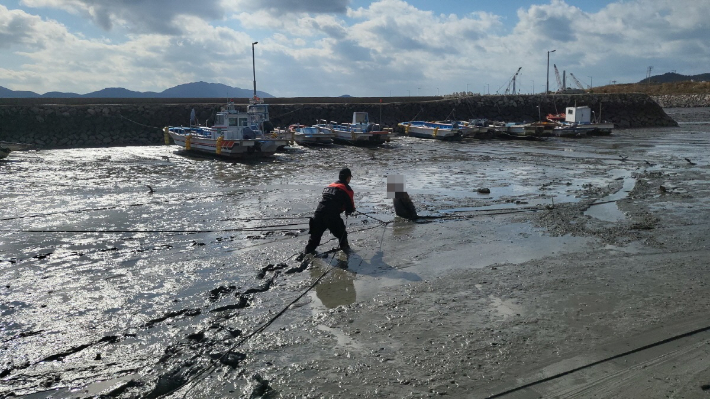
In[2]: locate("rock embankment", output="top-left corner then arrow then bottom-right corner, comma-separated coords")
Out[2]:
652,94 -> 710,108
0,93 -> 677,149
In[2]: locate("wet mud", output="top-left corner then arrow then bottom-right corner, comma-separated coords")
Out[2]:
2,108 -> 710,398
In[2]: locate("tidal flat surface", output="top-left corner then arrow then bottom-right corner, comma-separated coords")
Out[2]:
1,108 -> 710,398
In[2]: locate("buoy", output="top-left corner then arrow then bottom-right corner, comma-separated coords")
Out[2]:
216,136 -> 223,155
185,134 -> 192,150
163,127 -> 170,145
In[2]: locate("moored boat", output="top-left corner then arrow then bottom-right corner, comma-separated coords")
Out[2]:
294,126 -> 334,146
315,112 -> 391,145
397,121 -> 463,140
553,106 -> 614,137
0,141 -> 32,160
166,98 -> 289,158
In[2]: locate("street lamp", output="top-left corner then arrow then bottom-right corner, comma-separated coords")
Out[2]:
546,49 -> 556,94
587,76 -> 593,89
251,41 -> 258,99
437,87 -> 439,96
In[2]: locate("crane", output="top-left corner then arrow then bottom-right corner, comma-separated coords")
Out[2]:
504,67 -> 523,95
569,73 -> 586,90
553,64 -> 563,92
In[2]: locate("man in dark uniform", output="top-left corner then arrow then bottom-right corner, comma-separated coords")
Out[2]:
304,168 -> 356,255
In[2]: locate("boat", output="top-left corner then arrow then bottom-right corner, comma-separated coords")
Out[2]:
397,121 -> 463,140
165,98 -> 290,158
293,125 -> 334,146
553,106 -> 614,137
315,112 -> 391,145
0,141 -> 32,160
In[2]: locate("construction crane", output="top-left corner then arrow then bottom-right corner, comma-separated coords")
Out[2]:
569,73 -> 586,90
503,67 -> 523,94
553,64 -> 563,92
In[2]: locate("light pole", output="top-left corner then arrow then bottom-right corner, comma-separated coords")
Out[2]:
587,76 -> 593,89
437,87 -> 439,96
251,41 -> 258,99
467,83 -> 470,93
546,49 -> 556,94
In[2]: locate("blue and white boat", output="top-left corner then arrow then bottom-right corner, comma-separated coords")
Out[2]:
315,112 -> 391,145
166,98 -> 289,158
397,121 -> 463,140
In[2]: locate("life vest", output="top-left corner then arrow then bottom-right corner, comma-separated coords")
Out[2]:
327,182 -> 355,212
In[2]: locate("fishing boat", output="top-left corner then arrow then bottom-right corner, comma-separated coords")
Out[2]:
553,106 -> 614,137
293,126 -> 334,146
165,98 -> 289,158
315,112 -> 391,145
397,121 -> 463,140
0,141 -> 31,160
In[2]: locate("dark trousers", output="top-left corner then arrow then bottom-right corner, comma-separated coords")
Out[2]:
305,212 -> 349,254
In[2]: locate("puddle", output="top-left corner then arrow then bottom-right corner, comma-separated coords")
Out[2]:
584,170 -> 637,222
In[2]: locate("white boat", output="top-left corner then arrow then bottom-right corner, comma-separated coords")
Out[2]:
0,141 -> 32,160
315,112 -> 391,145
166,99 -> 289,158
293,126 -> 334,146
553,106 -> 614,137
397,121 -> 463,140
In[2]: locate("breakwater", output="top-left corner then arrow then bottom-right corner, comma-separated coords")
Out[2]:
652,94 -> 710,108
0,93 -> 676,149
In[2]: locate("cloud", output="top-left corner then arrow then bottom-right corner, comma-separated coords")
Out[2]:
20,0 -> 225,34
227,0 -> 350,16
0,5 -> 68,50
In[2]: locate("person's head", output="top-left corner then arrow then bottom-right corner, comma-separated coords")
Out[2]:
339,167 -> 352,183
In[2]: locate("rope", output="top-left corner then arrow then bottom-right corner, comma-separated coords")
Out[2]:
486,324 -> 710,398
117,113 -> 162,129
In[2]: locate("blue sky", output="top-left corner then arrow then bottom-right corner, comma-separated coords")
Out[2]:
1,0 -> 708,96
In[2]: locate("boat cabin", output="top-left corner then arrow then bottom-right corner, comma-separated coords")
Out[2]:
210,101 -> 271,140
565,106 -> 592,124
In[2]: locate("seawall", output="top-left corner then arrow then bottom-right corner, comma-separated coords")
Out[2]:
651,94 -> 710,108
0,93 -> 677,149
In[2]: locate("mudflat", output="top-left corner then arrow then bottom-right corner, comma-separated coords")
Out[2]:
1,108 -> 709,398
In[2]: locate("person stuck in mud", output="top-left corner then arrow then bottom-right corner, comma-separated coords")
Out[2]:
388,174 -> 418,220
303,168 -> 356,256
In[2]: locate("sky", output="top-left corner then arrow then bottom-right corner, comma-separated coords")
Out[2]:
1,0 -> 708,97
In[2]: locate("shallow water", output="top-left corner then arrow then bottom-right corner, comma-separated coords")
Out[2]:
1,108 -> 709,397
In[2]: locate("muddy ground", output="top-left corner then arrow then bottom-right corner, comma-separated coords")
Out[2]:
1,108 -> 709,398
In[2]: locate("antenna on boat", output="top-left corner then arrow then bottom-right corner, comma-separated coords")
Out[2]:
251,41 -> 258,101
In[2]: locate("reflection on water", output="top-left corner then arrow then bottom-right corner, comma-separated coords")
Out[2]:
310,261 -> 356,309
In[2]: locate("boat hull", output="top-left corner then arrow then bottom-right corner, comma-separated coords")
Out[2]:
398,122 -> 463,140
316,127 -> 390,146
168,130 -> 287,157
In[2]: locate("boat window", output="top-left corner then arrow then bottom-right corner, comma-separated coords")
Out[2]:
568,109 -> 574,115
239,117 -> 247,126
216,115 -> 224,125
354,113 -> 368,123
229,117 -> 238,127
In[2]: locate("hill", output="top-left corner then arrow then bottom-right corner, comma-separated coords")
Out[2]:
0,82 -> 273,99
638,72 -> 710,84
593,80 -> 710,95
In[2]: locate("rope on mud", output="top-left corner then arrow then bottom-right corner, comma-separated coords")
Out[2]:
485,323 -> 710,399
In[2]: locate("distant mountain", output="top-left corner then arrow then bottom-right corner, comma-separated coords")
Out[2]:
0,81 -> 274,98
639,72 -> 710,84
